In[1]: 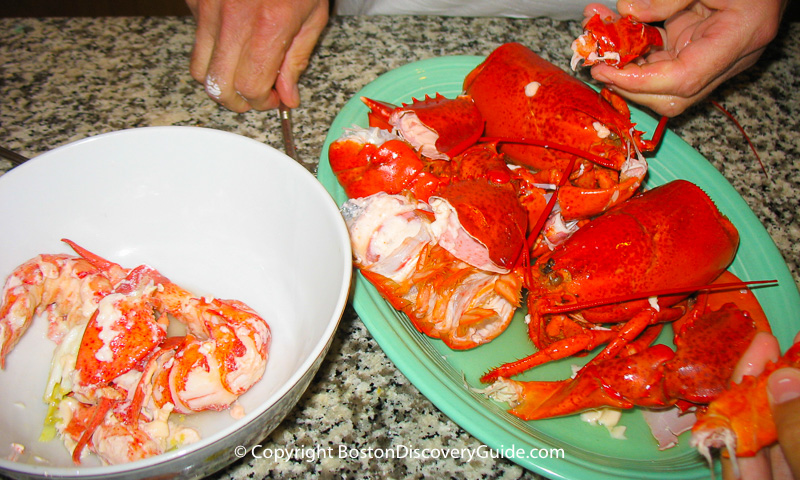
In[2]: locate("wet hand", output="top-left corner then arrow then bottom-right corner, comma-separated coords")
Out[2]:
582,0 -> 786,117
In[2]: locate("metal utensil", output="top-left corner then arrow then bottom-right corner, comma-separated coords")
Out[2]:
0,145 -> 29,167
278,102 -> 299,162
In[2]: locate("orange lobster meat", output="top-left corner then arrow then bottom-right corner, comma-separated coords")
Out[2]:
571,14 -> 664,70
483,180 -> 740,382
0,240 -> 271,465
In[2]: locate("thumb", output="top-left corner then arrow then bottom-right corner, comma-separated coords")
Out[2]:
769,367 -> 800,478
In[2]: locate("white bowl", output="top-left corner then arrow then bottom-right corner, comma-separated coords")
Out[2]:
0,127 -> 352,479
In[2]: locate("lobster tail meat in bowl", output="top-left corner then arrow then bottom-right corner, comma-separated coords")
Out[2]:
0,126 -> 352,479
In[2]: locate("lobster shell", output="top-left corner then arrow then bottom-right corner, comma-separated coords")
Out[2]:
463,42 -> 653,172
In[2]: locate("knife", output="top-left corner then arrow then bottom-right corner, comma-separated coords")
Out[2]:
0,145 -> 29,167
278,102 -> 299,162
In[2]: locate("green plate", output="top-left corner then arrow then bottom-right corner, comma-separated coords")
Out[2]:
317,56 -> 800,479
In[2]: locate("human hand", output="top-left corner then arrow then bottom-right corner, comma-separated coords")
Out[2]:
721,331 -> 800,480
186,0 -> 329,112
581,0 -> 786,117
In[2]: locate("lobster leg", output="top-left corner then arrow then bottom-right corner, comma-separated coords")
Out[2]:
482,305 -> 684,383
480,326 -> 618,383
486,344 -> 675,421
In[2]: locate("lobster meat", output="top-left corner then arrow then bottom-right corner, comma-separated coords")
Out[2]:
571,14 -> 664,70
0,240 -> 271,465
339,141 -> 527,349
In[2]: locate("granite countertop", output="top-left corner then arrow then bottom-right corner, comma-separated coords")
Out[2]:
1,14 -> 799,480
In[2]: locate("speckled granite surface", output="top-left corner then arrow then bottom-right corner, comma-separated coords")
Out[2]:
1,14 -> 799,480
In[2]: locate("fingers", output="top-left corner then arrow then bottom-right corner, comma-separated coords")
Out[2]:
188,0 -> 220,85
230,3 -> 292,111
617,0 -> 695,22
189,0 -> 328,112
582,3 -> 618,21
721,449 -> 771,480
590,19 -> 765,117
733,332 -> 781,382
274,0 -> 329,108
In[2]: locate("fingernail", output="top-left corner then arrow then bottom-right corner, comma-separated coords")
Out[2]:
768,367 -> 800,404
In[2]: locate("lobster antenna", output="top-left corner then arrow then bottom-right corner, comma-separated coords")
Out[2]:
541,279 -> 779,314
649,115 -> 669,147
710,100 -> 770,181
479,136 -> 617,169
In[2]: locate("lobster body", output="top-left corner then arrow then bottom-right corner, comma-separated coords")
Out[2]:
529,180 -> 739,326
483,180 -> 741,382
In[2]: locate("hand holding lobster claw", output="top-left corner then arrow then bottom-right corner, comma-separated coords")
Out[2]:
580,0 -> 784,117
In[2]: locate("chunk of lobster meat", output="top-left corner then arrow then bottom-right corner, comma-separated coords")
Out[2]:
361,93 -> 484,160
65,241 -> 271,413
0,253 -> 114,367
342,192 -> 522,349
329,126 -> 443,201
152,292 -> 271,414
571,14 -> 664,70
343,192 -> 436,285
72,265 -> 169,400
641,407 -> 698,450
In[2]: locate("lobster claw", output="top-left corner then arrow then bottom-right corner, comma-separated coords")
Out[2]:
361,93 -> 484,160
329,128 -> 443,201
571,14 -> 664,70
